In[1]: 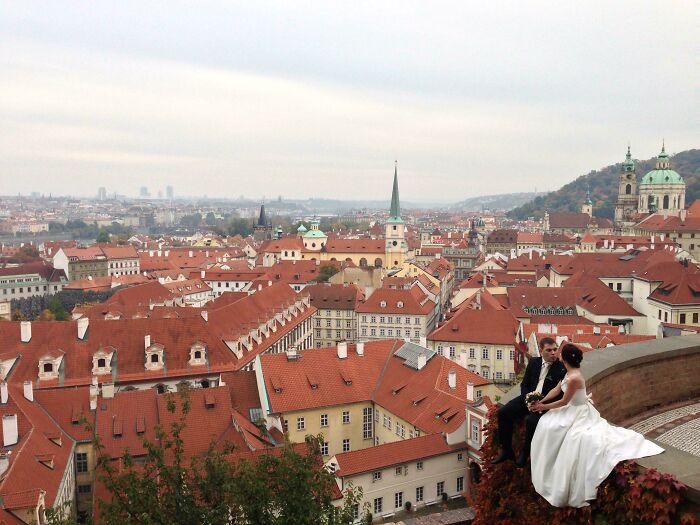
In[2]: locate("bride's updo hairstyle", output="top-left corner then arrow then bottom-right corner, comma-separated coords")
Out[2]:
560,344 -> 583,368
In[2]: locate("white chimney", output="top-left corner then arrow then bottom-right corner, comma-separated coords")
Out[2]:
417,353 -> 427,370
593,326 -> 601,335
603,239 -> 609,249
356,341 -> 365,356
0,382 -> 7,404
337,342 -> 348,359
201,270 -> 206,279
205,250 -> 209,257
20,321 -> 31,343
23,380 -> 33,402
89,384 -> 98,410
448,369 -> 457,389
0,452 -> 9,477
157,250 -> 162,257
164,250 -> 169,257
102,382 -> 115,399
77,317 -> 89,340
189,250 -> 193,257
201,310 -> 208,322
2,414 -> 18,446
467,382 -> 475,401
144,334 -> 151,349
419,336 -> 427,347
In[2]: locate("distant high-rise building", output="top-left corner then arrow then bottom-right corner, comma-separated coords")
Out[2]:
139,186 -> 150,198
98,187 -> 107,200
166,185 -> 174,200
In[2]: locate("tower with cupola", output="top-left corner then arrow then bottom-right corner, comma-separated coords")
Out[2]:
385,161 -> 408,268
614,145 -> 638,227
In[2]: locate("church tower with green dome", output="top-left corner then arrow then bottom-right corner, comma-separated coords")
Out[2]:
385,161 -> 408,268
637,142 -> 685,217
614,145 -> 639,227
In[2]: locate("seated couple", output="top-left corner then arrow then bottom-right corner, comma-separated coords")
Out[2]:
493,337 -> 664,508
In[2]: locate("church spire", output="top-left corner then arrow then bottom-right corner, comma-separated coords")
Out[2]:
257,203 -> 267,226
623,144 -> 634,172
389,160 -> 402,222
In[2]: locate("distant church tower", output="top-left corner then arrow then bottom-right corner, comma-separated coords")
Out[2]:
581,186 -> 593,217
253,204 -> 273,241
614,145 -> 638,227
385,161 -> 408,268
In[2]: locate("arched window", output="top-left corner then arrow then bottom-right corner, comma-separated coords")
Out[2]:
359,258 -> 368,267
194,350 -> 202,360
625,184 -> 632,195
97,358 -> 106,368
150,354 -> 159,363
374,258 -> 383,268
663,195 -> 670,209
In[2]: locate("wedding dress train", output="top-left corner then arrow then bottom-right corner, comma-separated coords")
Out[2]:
531,375 -> 664,508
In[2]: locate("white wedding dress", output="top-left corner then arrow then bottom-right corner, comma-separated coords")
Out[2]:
531,374 -> 664,508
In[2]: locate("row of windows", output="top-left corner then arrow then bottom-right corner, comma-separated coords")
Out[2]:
297,409 -> 356,430
322,309 -> 354,317
362,315 -> 422,325
362,327 -> 421,338
317,319 -> 353,328
522,306 -> 575,316
371,478 -> 463,513
436,346 -> 515,361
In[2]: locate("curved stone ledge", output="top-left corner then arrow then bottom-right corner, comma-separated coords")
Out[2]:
499,335 -> 700,504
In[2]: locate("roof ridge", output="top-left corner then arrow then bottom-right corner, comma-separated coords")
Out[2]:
370,339 -> 402,404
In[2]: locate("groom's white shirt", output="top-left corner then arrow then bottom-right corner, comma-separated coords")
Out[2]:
534,361 -> 550,394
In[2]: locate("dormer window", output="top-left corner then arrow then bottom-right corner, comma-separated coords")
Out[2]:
145,344 -> 165,371
92,349 -> 114,375
38,353 -> 63,380
189,343 -> 207,366
380,301 -> 386,308
397,301 -> 404,308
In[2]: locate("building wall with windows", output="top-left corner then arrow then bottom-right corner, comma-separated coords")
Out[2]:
329,443 -> 468,521
426,340 -> 517,384
313,307 -> 358,348
278,401 -> 374,458
358,313 -> 433,345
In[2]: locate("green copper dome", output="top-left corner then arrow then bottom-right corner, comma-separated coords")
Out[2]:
296,224 -> 307,233
303,229 -> 326,238
640,143 -> 683,185
640,169 -> 683,185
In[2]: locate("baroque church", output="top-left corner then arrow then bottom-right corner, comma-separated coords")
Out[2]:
614,143 -> 686,228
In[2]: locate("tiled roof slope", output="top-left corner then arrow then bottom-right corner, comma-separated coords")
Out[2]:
428,307 -> 519,345
333,433 -> 466,476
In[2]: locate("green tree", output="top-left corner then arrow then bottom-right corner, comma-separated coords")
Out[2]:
205,212 -> 217,226
180,213 -> 202,230
316,265 -> 339,283
228,218 -> 252,237
96,230 -> 110,243
48,295 -> 70,321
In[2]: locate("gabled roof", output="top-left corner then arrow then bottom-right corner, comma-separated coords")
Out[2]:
428,306 -> 519,345
356,286 -> 436,315
333,433 -> 466,477
563,272 -> 642,316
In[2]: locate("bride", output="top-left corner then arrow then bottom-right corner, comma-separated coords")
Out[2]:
528,344 -> 664,508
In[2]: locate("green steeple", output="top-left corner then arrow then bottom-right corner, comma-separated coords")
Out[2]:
388,160 -> 403,223
623,145 -> 634,172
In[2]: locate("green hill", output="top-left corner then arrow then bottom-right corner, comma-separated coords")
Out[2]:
508,148 -> 700,220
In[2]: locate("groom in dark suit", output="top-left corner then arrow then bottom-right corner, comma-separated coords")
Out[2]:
492,337 -> 566,467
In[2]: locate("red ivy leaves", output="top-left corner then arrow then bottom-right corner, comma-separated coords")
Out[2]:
471,406 -> 697,525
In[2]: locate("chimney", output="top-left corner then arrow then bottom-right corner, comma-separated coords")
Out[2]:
416,353 -> 427,370
2,414 -> 18,446
419,336 -> 427,347
23,380 -> 33,402
102,382 -> 115,399
201,310 -> 208,322
337,342 -> 348,359
467,382 -> 475,401
286,348 -> 298,361
20,321 -> 31,343
89,384 -> 98,410
144,334 -> 151,349
164,250 -> 169,257
593,326 -> 600,335
448,369 -> 457,389
201,270 -> 206,279
356,341 -> 365,356
189,250 -> 193,257
0,452 -> 9,477
77,317 -> 89,340
0,382 -> 7,404
205,250 -> 209,257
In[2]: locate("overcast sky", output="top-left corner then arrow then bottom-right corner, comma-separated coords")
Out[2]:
1,1 -> 698,201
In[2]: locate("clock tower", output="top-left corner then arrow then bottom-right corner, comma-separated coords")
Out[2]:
385,161 -> 408,268
614,146 -> 638,228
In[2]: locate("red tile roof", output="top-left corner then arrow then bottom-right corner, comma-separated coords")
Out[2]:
356,286 -> 436,315
334,433 -> 466,477
428,307 -> 519,345
306,283 -> 364,310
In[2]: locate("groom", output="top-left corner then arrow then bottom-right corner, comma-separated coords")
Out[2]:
492,337 -> 566,468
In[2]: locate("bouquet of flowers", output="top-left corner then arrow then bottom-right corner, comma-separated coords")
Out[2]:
525,391 -> 544,404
